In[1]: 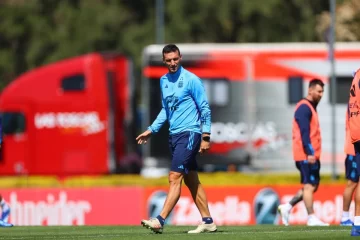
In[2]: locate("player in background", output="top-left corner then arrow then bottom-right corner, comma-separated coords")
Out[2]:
0,195 -> 12,227
348,69 -> 360,236
0,119 -> 13,227
136,44 -> 216,234
340,107 -> 357,226
278,79 -> 329,226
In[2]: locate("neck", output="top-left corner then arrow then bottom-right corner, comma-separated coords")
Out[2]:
169,66 -> 182,75
305,96 -> 318,109
168,66 -> 182,81
306,96 -> 313,102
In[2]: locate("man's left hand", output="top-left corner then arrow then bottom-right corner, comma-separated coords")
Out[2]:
199,134 -> 210,155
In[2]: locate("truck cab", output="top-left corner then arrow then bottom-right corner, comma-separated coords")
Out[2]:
0,53 -> 136,176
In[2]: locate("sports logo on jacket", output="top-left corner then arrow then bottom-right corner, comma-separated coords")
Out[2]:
165,96 -> 179,111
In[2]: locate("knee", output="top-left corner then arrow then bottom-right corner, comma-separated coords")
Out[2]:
168,171 -> 183,185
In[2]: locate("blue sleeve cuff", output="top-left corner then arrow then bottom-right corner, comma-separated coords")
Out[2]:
147,126 -> 154,134
202,126 -> 211,134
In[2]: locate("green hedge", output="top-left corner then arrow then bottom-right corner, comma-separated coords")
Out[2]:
0,173 -> 347,188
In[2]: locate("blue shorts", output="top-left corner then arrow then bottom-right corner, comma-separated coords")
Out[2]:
295,160 -> 320,185
353,142 -> 360,178
345,154 -> 358,182
168,131 -> 201,174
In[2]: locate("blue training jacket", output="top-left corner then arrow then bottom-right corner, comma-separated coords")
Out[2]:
148,66 -> 211,135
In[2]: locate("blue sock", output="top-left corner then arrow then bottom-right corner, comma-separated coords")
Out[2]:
202,217 -> 213,224
156,215 -> 165,226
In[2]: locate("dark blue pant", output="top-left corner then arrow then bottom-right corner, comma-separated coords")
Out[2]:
168,131 -> 201,174
345,154 -> 359,182
295,160 -> 320,185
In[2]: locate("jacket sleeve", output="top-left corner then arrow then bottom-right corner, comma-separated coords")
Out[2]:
294,104 -> 314,155
190,77 -> 211,133
148,79 -> 167,133
148,93 -> 167,134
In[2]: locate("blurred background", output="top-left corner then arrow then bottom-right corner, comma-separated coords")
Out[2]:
0,0 -> 359,227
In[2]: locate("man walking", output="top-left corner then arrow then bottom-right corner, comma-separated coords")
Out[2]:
136,44 -> 216,234
278,79 -> 329,226
347,69 -> 360,236
340,108 -> 357,226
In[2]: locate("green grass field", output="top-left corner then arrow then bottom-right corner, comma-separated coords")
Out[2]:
0,225 -> 356,240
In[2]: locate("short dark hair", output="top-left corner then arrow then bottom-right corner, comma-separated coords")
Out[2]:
309,78 -> 324,88
162,44 -> 181,57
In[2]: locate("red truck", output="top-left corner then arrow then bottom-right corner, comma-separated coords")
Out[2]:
0,53 -> 138,176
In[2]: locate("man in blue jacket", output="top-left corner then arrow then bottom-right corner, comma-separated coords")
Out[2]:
137,44 -> 216,234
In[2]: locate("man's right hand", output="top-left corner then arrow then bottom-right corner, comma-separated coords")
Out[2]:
136,130 -> 152,145
307,155 -> 316,164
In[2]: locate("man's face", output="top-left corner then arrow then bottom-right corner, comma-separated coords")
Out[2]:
163,50 -> 182,73
309,84 -> 324,104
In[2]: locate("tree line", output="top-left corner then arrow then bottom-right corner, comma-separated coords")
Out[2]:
0,0 -> 358,90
